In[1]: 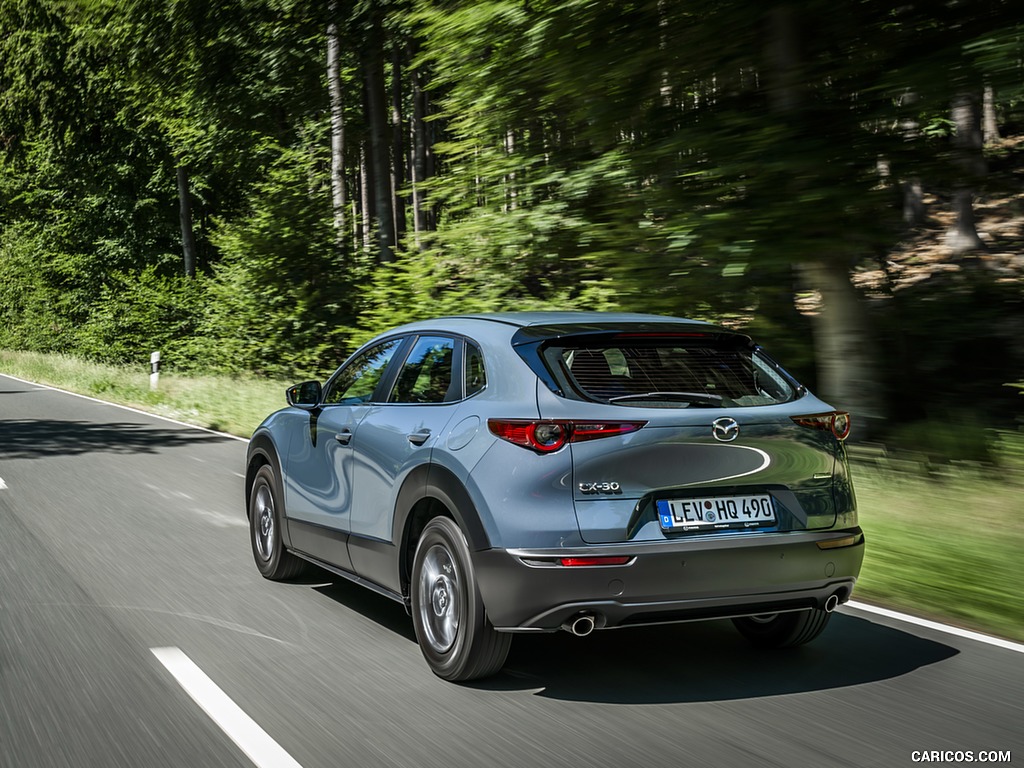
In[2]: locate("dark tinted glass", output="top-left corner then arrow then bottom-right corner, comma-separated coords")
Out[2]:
542,340 -> 796,407
388,336 -> 456,404
323,338 -> 402,405
465,342 -> 486,397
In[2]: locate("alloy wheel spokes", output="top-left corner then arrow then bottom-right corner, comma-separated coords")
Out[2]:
254,485 -> 275,561
419,544 -> 460,652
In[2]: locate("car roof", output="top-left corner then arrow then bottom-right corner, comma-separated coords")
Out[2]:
447,311 -> 708,327
385,311 -> 714,335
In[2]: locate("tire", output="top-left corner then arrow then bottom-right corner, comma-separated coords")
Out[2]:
732,608 -> 832,648
410,516 -> 511,681
248,464 -> 308,580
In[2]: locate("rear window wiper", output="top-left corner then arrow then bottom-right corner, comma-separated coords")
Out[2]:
607,391 -> 723,406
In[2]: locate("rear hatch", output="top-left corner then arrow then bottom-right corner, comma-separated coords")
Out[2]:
517,324 -> 844,543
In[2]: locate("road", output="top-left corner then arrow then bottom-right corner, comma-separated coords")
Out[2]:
1,373 -> 1020,768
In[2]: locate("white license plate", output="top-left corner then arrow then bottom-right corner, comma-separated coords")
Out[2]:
657,494 -> 776,532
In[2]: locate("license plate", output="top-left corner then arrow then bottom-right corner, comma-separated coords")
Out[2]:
657,494 -> 776,532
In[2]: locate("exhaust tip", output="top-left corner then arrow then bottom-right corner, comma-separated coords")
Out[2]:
563,613 -> 596,637
824,593 -> 841,613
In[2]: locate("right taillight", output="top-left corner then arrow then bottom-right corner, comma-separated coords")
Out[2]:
791,411 -> 851,441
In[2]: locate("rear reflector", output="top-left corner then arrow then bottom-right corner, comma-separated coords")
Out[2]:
816,533 -> 863,550
488,419 -> 646,453
791,411 -> 852,441
559,556 -> 632,567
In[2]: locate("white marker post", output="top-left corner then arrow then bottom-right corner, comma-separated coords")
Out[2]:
150,351 -> 161,390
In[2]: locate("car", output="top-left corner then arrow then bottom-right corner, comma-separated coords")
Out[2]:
245,312 -> 864,681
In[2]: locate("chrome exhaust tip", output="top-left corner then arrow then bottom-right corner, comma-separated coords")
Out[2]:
563,613 -> 596,637
824,593 -> 841,613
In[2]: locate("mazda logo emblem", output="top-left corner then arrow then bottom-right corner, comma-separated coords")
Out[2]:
711,417 -> 740,442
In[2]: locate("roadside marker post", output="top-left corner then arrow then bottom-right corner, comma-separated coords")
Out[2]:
150,351 -> 161,390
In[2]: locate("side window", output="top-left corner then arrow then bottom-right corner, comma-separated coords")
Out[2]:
323,338 -> 403,405
465,341 -> 486,397
388,336 -> 456,404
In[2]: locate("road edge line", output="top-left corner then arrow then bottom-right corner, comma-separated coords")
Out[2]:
0,372 -> 249,442
843,600 -> 1024,654
151,647 -> 303,768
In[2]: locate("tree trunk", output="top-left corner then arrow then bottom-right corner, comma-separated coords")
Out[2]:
763,4 -> 884,435
176,164 -> 197,278
391,46 -> 406,247
801,260 -> 885,436
327,2 -> 347,259
902,178 -> 926,227
982,84 -> 999,146
947,92 -> 986,255
359,144 -> 372,253
362,15 -> 395,264
410,58 -> 431,243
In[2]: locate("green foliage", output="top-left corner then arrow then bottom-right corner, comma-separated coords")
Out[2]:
200,140 -> 357,378
76,265 -> 207,369
0,223 -> 84,354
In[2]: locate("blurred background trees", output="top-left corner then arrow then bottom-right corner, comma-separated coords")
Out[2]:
1,0 -> 1021,444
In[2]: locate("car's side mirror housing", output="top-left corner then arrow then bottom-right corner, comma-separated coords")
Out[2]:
286,380 -> 322,410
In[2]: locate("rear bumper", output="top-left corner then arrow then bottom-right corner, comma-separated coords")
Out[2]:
473,528 -> 864,631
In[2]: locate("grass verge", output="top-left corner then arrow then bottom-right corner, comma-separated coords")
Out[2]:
2,349 -> 1021,644
0,350 -> 289,437
853,452 -> 1023,643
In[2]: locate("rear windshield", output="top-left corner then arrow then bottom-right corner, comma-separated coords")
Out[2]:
541,338 -> 797,408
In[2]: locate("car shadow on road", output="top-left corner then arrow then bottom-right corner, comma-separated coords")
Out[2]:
0,418 -> 234,459
312,579 -> 418,643
307,575 -> 958,704
487,613 -> 958,703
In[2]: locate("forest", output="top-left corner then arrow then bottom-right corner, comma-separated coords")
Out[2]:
1,0 -> 1022,449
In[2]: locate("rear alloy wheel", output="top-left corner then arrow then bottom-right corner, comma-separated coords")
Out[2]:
411,516 -> 511,681
732,608 -> 832,648
248,464 -> 307,580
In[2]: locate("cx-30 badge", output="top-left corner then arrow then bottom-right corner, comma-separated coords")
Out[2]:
712,417 -> 740,442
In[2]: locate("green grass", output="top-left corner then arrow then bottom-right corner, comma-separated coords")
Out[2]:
853,452 -> 1024,643
1,348 -> 1021,644
0,350 -> 289,437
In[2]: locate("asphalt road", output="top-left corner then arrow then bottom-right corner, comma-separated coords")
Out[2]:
1,373 -> 1021,768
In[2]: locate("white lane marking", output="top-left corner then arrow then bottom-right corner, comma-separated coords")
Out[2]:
0,477 -> 7,490
151,647 -> 303,768
843,601 -> 1024,654
0,373 -> 249,442
192,508 -> 248,528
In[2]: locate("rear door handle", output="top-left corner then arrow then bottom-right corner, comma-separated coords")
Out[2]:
407,430 -> 431,446
334,429 -> 353,445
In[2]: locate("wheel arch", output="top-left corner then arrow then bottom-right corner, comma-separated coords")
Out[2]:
245,432 -> 293,548
395,463 -> 491,600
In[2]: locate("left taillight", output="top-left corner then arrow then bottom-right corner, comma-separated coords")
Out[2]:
791,411 -> 851,441
487,419 -> 646,453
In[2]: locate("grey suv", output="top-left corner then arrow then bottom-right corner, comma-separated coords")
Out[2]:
245,312 -> 864,681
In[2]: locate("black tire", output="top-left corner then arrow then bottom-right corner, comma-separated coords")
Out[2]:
410,516 -> 511,681
248,464 -> 308,580
732,608 -> 832,648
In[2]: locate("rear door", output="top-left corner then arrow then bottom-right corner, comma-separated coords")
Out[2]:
348,335 -> 462,558
284,337 -> 405,560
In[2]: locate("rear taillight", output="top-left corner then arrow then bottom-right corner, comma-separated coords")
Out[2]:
791,411 -> 851,441
488,419 -> 646,453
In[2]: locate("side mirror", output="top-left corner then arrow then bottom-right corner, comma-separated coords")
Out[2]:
286,380 -> 322,410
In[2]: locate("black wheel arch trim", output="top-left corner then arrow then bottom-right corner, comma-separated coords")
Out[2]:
393,463 -> 491,599
245,430 -> 293,549
396,464 -> 491,551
